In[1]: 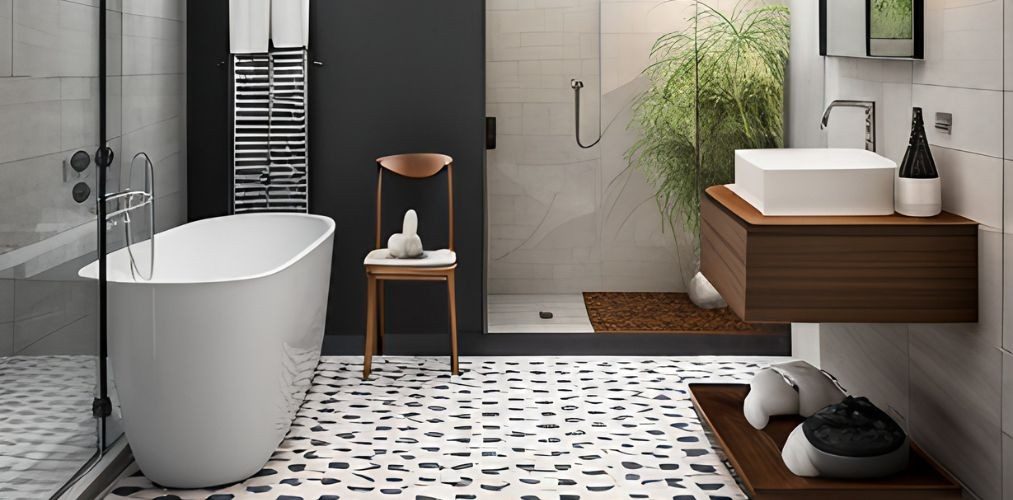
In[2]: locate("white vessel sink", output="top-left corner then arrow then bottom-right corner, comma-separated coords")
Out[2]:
728,148 -> 896,216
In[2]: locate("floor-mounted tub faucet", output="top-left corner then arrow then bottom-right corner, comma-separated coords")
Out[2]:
820,100 -> 876,152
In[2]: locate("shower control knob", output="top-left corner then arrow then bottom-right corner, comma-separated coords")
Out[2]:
72,182 -> 91,203
70,150 -> 91,172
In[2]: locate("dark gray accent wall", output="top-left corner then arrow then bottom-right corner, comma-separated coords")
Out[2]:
308,0 -> 486,339
186,0 -> 486,340
186,0 -> 231,221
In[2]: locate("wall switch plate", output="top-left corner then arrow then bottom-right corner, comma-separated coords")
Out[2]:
934,112 -> 952,135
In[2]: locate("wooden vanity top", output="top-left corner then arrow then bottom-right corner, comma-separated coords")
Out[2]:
707,185 -> 977,227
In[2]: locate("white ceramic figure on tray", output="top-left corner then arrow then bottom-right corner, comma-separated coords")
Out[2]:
743,360 -> 845,430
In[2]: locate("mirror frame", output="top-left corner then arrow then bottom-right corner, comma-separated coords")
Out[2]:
818,0 -> 924,60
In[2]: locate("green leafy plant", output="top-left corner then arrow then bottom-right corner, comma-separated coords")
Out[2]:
870,0 -> 913,39
628,0 -> 789,237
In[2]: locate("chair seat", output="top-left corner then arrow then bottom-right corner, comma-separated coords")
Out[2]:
364,248 -> 457,267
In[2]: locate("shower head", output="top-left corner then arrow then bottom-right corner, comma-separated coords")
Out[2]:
570,79 -> 584,90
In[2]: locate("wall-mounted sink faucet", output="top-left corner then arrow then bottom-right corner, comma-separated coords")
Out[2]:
820,100 -> 876,152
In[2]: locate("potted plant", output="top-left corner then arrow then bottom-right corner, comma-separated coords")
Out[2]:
628,0 -> 789,307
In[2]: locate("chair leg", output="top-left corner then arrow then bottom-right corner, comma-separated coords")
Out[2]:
447,271 -> 459,375
363,275 -> 377,379
377,280 -> 385,355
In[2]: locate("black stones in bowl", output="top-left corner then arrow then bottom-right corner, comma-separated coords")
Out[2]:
782,396 -> 909,478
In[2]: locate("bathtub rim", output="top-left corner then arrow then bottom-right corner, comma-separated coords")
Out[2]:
78,213 -> 335,285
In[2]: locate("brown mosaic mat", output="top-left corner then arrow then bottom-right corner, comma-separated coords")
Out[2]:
583,292 -> 788,334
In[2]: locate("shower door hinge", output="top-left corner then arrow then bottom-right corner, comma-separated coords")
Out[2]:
95,146 -> 115,169
92,396 -> 112,418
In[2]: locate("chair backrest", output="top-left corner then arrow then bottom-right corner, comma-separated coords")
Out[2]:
375,153 -> 454,251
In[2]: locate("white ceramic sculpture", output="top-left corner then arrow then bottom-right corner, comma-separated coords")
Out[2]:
388,209 -> 424,258
688,271 -> 726,309
782,397 -> 909,478
743,360 -> 845,430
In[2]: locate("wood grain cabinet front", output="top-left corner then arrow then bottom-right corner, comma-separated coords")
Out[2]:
700,185 -> 978,324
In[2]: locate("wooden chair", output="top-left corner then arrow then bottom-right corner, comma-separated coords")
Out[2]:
362,153 -> 458,379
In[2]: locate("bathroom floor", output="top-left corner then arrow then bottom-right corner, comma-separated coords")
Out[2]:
0,355 -> 97,499
107,355 -> 788,500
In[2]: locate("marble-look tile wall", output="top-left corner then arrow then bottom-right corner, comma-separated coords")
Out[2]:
486,0 -> 696,294
794,1 -> 1009,498
0,0 -> 186,357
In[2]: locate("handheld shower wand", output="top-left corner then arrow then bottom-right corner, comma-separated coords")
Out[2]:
571,79 -> 602,149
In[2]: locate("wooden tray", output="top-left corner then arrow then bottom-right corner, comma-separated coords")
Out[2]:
689,383 -> 962,499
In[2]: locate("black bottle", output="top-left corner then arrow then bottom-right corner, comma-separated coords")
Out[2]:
898,108 -> 938,179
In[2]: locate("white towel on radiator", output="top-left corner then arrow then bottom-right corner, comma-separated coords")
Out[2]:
229,0 -> 270,54
271,0 -> 310,49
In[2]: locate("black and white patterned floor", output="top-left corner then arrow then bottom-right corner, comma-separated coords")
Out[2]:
108,356 -> 787,500
0,355 -> 98,499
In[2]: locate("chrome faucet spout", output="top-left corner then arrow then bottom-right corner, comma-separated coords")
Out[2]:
819,99 -> 877,152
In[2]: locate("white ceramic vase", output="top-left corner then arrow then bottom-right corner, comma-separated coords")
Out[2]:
895,176 -> 941,217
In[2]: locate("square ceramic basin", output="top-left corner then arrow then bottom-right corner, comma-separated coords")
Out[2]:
728,148 -> 896,216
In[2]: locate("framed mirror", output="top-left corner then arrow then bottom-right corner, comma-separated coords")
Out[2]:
819,0 -> 923,59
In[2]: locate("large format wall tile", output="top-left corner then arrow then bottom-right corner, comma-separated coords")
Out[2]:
122,13 -> 182,76
908,227 -> 1003,500
122,0 -> 183,21
0,77 -> 61,164
912,84 -> 1003,159
932,146 -> 1003,229
786,0 -> 825,150
914,0 -> 1004,91
820,323 -> 910,425
13,0 -> 98,78
0,0 -> 12,77
909,324 -> 1002,500
823,57 -> 913,163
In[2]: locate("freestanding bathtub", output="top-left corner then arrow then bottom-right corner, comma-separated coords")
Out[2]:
80,213 -> 335,488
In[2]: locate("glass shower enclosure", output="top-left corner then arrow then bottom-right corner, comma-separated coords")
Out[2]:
485,0 -> 789,334
0,1 -> 185,497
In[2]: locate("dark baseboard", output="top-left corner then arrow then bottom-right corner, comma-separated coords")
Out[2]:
323,331 -> 790,357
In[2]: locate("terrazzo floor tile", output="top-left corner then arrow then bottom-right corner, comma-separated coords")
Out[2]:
107,355 -> 789,499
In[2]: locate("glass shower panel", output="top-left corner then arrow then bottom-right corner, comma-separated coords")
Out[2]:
486,0 -> 788,334
102,0 -> 187,445
0,0 -> 104,496
486,0 -> 602,296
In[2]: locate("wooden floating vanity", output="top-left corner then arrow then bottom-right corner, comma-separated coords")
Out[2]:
701,185 -> 978,324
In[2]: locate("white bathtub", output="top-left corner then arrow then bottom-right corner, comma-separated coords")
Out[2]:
80,213 -> 335,488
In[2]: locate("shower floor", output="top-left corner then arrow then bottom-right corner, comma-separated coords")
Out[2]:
487,294 -> 594,333
106,355 -> 789,499
488,293 -> 787,335
0,355 -> 97,499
